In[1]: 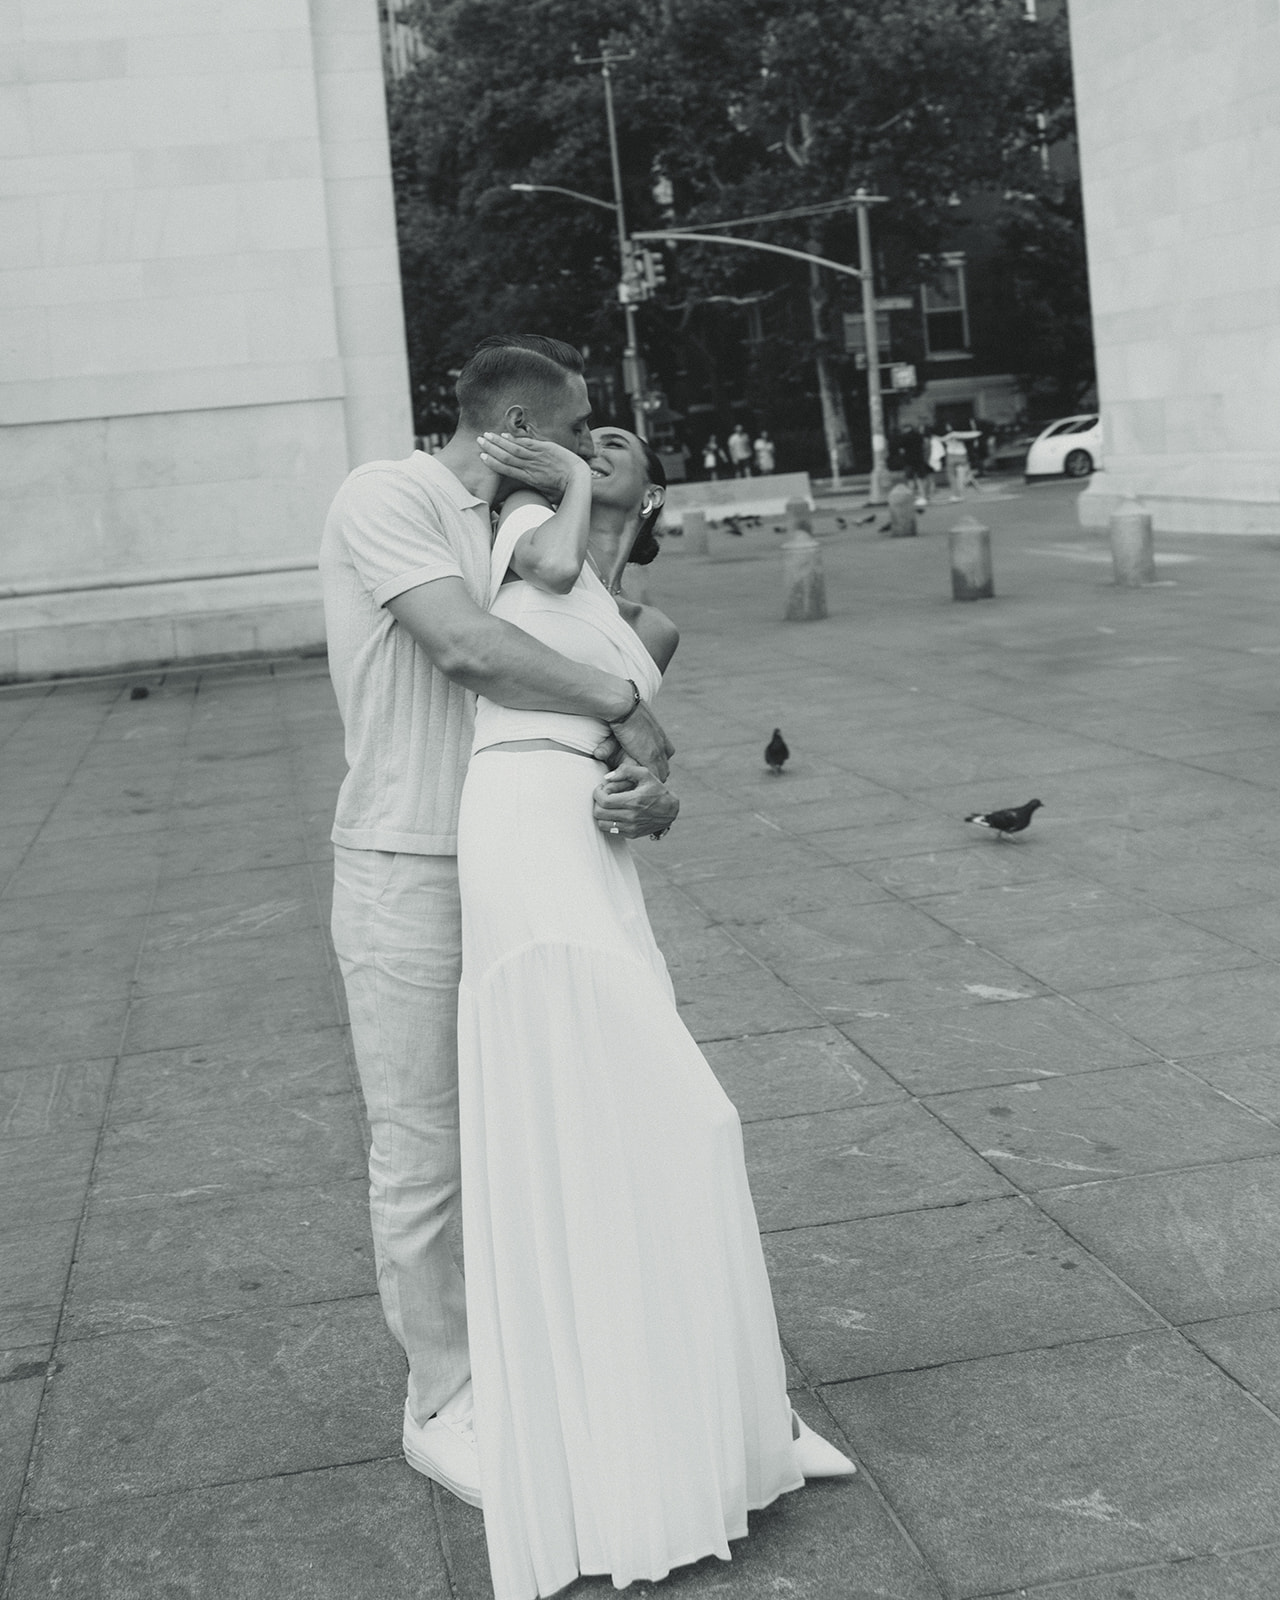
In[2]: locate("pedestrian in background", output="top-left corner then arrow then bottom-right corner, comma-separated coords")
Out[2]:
727,423 -> 753,478
942,425 -> 980,500
701,434 -> 728,480
901,426 -> 930,508
753,430 -> 776,475
927,425 -> 946,492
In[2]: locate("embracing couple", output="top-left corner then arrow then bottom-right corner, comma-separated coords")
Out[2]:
320,334 -> 854,1600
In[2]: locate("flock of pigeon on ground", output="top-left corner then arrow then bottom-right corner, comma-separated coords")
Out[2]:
764,728 -> 1042,839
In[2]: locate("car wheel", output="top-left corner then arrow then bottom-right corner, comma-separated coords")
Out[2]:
1064,449 -> 1093,478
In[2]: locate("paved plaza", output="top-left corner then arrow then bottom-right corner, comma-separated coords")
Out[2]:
2,478 -> 1280,1599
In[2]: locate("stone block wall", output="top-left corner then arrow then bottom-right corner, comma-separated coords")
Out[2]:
0,0 -> 412,676
1071,0 -> 1280,532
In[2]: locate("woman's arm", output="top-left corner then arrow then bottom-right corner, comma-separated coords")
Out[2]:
480,434 -> 593,595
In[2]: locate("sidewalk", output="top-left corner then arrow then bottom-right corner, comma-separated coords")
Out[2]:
3,479 -> 1279,1599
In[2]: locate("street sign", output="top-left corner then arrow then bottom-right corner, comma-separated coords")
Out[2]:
843,311 -> 890,354
876,295 -> 914,311
890,363 -> 918,390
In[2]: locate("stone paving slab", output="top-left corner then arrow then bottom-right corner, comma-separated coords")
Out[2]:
1183,1308 -> 1280,1413
922,1061 -> 1280,1191
745,1101 -> 1014,1231
838,992 -> 1159,1098
64,1179 -> 372,1339
4,1461 -> 453,1600
0,1060 -> 114,1138
764,1196 -> 1157,1382
89,1090 -> 365,1205
1073,964 -> 1280,1057
0,1220 -> 77,1348
120,968 -> 341,1056
1037,1156 -> 1280,1324
26,1298 -> 403,1512
703,1026 -> 905,1122
824,1331 -> 1280,1597
1172,1048 -> 1280,1120
0,1363 -> 44,1567
985,1546 -> 1280,1600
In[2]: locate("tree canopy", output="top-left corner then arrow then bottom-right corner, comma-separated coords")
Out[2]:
391,0 -> 1088,441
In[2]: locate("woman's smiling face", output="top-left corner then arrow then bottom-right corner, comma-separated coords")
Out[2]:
587,427 -> 652,514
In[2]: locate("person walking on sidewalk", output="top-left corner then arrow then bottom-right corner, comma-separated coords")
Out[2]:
320,334 -> 677,1510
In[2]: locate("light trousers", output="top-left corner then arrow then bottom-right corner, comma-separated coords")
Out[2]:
331,846 -> 469,1425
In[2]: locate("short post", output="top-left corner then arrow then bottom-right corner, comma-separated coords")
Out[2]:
681,508 -> 709,556
1109,497 -> 1155,586
782,498 -> 827,621
949,516 -> 994,601
886,479 -> 918,538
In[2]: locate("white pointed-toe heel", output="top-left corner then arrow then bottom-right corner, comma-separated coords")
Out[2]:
791,1410 -> 857,1479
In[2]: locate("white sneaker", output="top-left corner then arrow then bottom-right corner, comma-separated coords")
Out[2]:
791,1410 -> 857,1479
403,1399 -> 482,1507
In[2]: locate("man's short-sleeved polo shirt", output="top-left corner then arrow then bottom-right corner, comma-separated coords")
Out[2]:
320,450 -> 492,855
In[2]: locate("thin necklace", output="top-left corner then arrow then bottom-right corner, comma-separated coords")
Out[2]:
585,549 -> 619,594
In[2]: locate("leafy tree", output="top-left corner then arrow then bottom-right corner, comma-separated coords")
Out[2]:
390,0 -> 1087,456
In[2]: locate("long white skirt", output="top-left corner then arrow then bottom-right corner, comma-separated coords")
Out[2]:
456,749 -> 803,1600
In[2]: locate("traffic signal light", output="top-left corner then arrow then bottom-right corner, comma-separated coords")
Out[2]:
640,248 -> 667,292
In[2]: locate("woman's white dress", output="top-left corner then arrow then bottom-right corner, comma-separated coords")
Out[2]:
456,509 -> 803,1600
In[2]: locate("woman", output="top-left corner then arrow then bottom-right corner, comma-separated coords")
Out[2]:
456,426 -> 855,1600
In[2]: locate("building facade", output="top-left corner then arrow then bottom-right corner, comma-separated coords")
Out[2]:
1071,0 -> 1280,533
0,0 -> 413,679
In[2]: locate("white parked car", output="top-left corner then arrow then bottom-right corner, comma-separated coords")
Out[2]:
1024,414 -> 1103,480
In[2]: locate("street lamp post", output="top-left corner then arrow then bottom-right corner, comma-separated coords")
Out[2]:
853,189 -> 891,503
573,41 -> 647,441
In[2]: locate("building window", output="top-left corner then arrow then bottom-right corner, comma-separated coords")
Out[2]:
921,254 -> 970,360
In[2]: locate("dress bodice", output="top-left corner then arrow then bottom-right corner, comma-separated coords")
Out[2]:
471,506 -> 663,757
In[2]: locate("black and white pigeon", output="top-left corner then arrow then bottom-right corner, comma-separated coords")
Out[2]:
965,798 -> 1042,838
765,729 -> 790,774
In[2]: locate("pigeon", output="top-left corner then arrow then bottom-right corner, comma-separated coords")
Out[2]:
129,686 -> 149,701
765,729 -> 790,774
854,511 -> 878,525
723,517 -> 744,537
965,798 -> 1042,838
835,516 -> 847,529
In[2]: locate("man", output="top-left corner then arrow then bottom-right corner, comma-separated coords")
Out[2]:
320,334 -> 678,1510
727,422 -> 753,478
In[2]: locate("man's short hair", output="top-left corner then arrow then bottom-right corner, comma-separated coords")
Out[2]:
455,334 -> 585,426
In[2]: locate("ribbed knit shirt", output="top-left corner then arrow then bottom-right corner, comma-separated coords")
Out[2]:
320,451 -> 492,856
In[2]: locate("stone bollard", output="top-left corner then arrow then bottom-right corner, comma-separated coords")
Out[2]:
886,481 -> 918,538
1109,497 -> 1155,586
949,516 -> 994,601
782,498 -> 827,621
681,508 -> 709,556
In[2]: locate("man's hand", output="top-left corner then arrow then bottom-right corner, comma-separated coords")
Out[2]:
593,761 -> 679,840
604,702 -> 673,783
477,432 -> 589,500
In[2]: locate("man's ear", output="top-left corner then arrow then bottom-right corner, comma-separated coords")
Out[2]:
503,404 -> 530,435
